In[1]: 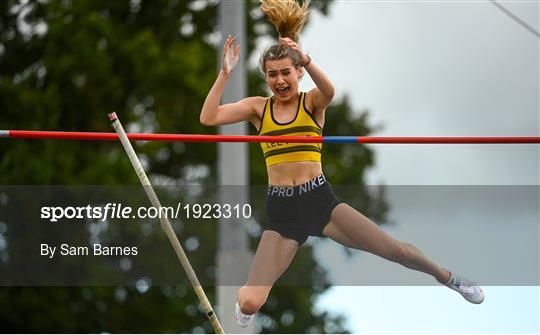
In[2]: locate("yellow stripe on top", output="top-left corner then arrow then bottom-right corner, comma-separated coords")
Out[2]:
259,92 -> 323,167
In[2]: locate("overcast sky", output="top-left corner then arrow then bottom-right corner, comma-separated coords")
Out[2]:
296,0 -> 539,186
281,1 -> 539,333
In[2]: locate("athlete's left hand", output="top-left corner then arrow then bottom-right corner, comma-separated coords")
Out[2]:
279,37 -> 310,66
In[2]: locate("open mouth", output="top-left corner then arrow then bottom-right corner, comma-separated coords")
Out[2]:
276,87 -> 290,95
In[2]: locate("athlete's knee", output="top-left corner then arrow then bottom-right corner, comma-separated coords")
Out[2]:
389,242 -> 415,266
237,287 -> 267,315
238,294 -> 266,315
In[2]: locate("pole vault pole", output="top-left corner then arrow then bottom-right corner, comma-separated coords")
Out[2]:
108,112 -> 225,334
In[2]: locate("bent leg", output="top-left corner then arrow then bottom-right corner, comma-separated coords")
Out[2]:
322,203 -> 450,283
237,230 -> 298,314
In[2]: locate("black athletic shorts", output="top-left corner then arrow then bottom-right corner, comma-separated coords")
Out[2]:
265,174 -> 342,245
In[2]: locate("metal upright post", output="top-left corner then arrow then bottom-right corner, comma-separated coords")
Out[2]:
217,1 -> 254,333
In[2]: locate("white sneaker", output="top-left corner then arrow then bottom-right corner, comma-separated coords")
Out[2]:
235,302 -> 254,328
444,272 -> 485,304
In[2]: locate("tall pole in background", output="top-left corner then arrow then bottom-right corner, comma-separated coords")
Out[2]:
217,1 -> 254,333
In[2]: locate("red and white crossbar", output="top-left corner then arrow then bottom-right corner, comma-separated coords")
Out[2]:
1,130 -> 539,144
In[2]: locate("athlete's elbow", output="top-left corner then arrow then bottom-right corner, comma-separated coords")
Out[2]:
327,89 -> 335,101
319,82 -> 335,101
322,87 -> 335,103
200,114 -> 216,126
325,84 -> 335,100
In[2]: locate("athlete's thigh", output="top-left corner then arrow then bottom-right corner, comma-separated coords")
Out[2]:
245,229 -> 299,287
322,203 -> 403,259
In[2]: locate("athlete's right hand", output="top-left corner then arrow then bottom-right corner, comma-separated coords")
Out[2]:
222,35 -> 240,75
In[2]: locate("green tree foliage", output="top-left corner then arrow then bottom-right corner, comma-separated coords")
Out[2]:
0,0 -> 386,333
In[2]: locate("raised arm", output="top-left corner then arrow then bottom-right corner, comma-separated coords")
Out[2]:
200,35 -> 260,127
280,37 -> 335,114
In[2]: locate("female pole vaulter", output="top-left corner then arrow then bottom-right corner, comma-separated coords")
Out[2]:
200,0 -> 484,327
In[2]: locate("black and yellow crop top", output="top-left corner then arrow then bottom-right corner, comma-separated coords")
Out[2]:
258,92 -> 322,167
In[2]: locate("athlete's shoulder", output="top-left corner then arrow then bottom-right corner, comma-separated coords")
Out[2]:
239,96 -> 267,110
238,96 -> 267,126
241,96 -> 267,103
251,96 -> 271,118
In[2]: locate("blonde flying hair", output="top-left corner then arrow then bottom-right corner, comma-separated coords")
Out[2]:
259,0 -> 311,73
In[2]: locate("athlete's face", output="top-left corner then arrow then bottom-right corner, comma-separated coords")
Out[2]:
264,57 -> 302,103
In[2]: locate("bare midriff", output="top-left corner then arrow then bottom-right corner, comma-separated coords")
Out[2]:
267,161 -> 323,186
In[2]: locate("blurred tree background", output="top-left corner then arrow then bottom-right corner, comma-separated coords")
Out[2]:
0,0 -> 387,333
